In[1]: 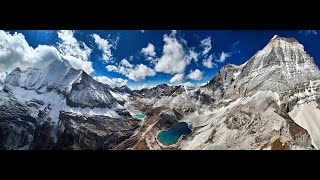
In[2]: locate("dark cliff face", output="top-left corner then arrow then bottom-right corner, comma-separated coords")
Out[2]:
114,85 -> 133,95
206,64 -> 239,90
0,101 -> 140,150
54,112 -> 140,150
202,64 -> 241,102
139,84 -> 185,99
0,100 -> 36,150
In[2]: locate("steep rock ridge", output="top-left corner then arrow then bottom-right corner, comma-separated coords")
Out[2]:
66,71 -> 117,109
203,64 -> 243,102
225,36 -> 320,99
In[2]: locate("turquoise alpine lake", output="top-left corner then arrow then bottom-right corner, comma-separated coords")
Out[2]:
157,122 -> 191,146
134,114 -> 146,119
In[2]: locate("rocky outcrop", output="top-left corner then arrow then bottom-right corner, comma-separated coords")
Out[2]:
0,100 -> 36,150
139,84 -> 185,99
54,112 -> 140,150
114,85 -> 135,95
66,72 -> 117,109
204,64 -> 241,100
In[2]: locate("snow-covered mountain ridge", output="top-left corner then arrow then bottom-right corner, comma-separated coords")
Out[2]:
1,35 -> 320,150
0,58 -> 136,149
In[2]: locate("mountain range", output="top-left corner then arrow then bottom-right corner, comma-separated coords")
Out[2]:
1,35 -> 320,150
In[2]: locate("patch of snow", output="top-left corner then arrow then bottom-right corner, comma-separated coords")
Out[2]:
271,35 -> 278,40
233,71 -> 241,79
289,101 -> 320,149
8,85 -> 122,123
109,90 -> 130,102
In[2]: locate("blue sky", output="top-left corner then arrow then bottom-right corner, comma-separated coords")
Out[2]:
3,30 -> 320,89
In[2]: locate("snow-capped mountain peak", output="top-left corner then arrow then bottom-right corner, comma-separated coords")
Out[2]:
271,34 -> 278,40
2,58 -> 132,119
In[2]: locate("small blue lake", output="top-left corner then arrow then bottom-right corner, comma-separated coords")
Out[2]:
157,122 -> 191,146
134,114 -> 146,119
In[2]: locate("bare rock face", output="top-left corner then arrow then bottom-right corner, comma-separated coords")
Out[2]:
54,112 -> 140,150
204,64 -> 242,101
154,109 -> 179,129
226,36 -> 320,99
114,85 -> 134,95
29,121 -> 55,150
0,100 -> 36,150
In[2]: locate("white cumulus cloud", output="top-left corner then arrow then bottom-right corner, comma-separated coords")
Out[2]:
120,59 -> 134,68
141,43 -> 156,59
202,54 -> 216,68
201,37 -> 212,55
170,73 -> 185,83
0,30 -> 64,74
92,33 -> 114,63
106,59 -> 156,81
57,30 -> 93,74
93,76 -> 127,88
155,31 -> 191,74
216,51 -> 232,63
171,30 -> 177,36
106,65 -> 118,72
181,82 -> 195,88
129,83 -> 156,90
128,64 -> 156,81
187,69 -> 203,81
188,50 -> 199,62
